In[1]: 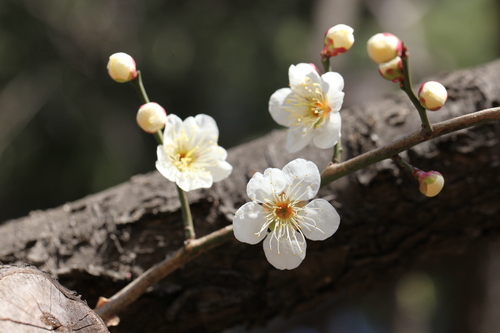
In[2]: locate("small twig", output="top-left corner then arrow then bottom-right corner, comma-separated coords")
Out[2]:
400,45 -> 434,135
320,107 -> 500,186
95,225 -> 234,324
391,155 -> 414,174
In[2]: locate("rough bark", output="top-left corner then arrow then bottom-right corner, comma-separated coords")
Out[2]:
0,265 -> 108,332
1,59 -> 499,333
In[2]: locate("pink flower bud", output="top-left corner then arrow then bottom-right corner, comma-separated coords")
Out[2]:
367,33 -> 402,64
414,170 -> 445,197
378,56 -> 404,83
418,81 -> 448,111
107,52 -> 137,83
136,102 -> 167,133
321,24 -> 355,58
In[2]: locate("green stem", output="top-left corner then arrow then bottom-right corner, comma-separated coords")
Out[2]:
321,57 -> 331,73
130,71 -> 150,104
332,139 -> 342,163
400,46 -> 433,136
153,131 -> 163,145
391,154 -> 414,173
176,185 -> 195,240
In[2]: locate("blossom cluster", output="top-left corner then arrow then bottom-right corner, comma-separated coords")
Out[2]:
107,53 -> 233,193
106,21 -> 449,272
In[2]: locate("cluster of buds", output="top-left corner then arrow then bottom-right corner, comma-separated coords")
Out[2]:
413,169 -> 445,197
107,53 -> 168,133
367,33 -> 404,83
321,24 -> 355,59
418,81 -> 448,111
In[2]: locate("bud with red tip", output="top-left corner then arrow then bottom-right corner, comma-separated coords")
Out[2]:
136,102 -> 167,133
414,169 -> 444,197
321,24 -> 355,58
378,56 -> 404,83
367,33 -> 402,64
418,81 -> 448,111
107,52 -> 137,83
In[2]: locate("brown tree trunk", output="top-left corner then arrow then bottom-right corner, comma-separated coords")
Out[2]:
0,265 -> 108,332
1,59 -> 499,333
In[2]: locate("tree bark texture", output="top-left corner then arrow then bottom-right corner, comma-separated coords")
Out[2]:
1,59 -> 499,333
0,265 -> 108,332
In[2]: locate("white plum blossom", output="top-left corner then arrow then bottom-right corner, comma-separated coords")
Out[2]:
269,63 -> 345,153
156,114 -> 232,192
233,158 -> 340,270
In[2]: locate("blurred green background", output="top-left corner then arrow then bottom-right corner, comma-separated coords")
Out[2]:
1,1 -> 499,332
1,0 -> 498,223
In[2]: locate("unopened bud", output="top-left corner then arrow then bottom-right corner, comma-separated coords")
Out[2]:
107,52 -> 137,83
414,170 -> 444,197
321,24 -> 355,58
136,102 -> 167,133
418,81 -> 448,111
378,56 -> 404,83
367,33 -> 402,64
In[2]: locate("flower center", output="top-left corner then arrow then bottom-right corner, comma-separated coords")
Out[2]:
308,97 -> 331,119
285,79 -> 332,131
275,202 -> 294,219
173,146 -> 199,171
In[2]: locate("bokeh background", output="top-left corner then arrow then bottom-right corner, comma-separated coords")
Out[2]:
1,0 -> 499,332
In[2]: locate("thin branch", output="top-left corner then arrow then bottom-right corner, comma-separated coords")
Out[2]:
95,225 -> 234,323
320,107 -> 500,186
399,45 -> 433,135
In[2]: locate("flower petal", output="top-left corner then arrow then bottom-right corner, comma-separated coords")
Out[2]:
193,113 -> 219,139
163,114 -> 183,142
233,202 -> 267,245
269,88 -> 295,127
321,71 -> 344,93
155,145 -> 178,182
176,170 -> 213,192
282,158 -> 320,200
286,127 -> 314,153
247,168 -> 287,202
289,63 -> 321,88
301,198 -> 340,241
263,231 -> 306,270
322,72 -> 345,113
207,160 -> 233,182
312,111 -> 341,149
